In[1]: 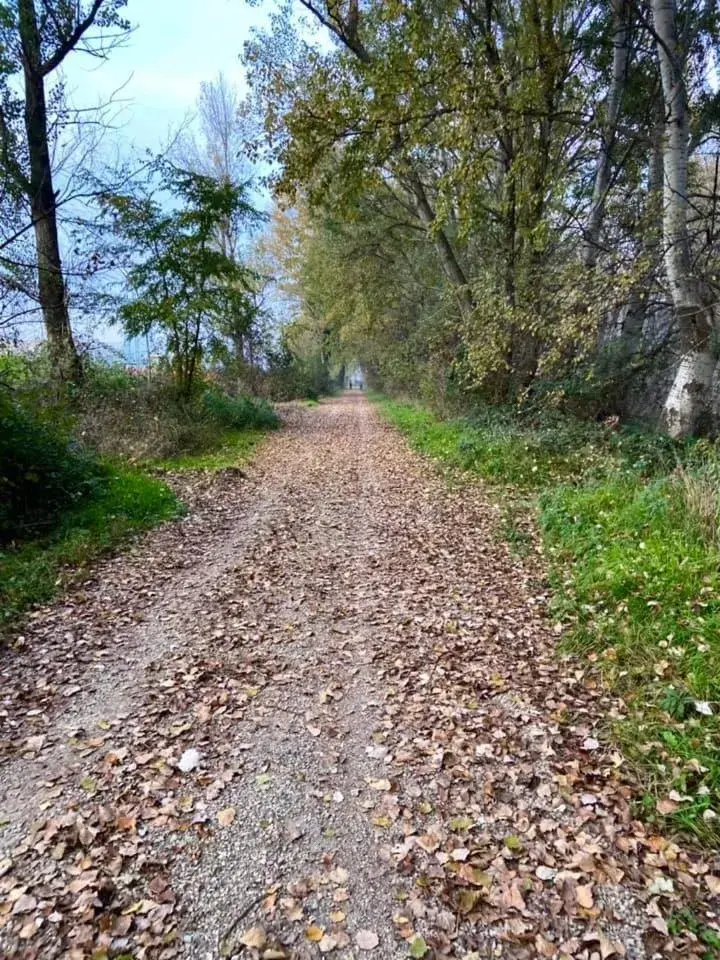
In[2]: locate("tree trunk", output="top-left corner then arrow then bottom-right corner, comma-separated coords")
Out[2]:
583,0 -> 631,267
652,0 -> 714,437
18,0 -> 80,381
407,173 -> 474,320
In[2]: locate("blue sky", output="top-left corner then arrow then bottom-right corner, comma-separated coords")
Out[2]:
63,0 -> 269,156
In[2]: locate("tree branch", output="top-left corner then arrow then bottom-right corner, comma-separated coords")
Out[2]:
40,0 -> 106,76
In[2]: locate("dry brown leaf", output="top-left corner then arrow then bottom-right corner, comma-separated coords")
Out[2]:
240,926 -> 267,949
217,807 -> 236,827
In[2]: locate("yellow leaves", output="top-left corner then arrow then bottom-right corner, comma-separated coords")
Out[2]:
503,835 -> 523,854
369,778 -> 392,791
449,816 -> 474,832
575,884 -> 594,910
457,889 -> 482,914
305,925 -> 325,943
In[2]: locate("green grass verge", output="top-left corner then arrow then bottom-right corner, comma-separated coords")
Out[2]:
152,428 -> 266,472
0,466 -> 180,629
374,395 -> 720,844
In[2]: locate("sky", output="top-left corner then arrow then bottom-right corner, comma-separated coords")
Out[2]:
64,0 -> 270,156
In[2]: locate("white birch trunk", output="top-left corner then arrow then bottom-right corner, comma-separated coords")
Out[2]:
652,0 -> 715,437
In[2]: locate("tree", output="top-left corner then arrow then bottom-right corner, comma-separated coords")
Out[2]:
0,0 -> 129,380
245,0 -> 720,431
651,0 -> 716,437
104,164 -> 261,397
173,73 -> 265,366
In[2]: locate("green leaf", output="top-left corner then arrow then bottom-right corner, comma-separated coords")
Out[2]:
409,937 -> 428,958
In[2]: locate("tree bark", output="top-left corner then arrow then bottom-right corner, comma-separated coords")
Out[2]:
407,173 -> 474,320
651,0 -> 714,437
583,0 -> 631,268
18,0 -> 80,381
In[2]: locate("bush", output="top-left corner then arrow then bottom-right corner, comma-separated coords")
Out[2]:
0,391 -> 106,543
200,389 -> 279,431
73,363 -> 279,461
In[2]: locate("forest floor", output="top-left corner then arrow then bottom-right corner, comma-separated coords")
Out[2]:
0,394 -> 718,960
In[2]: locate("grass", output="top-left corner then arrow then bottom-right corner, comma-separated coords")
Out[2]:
374,394 -> 720,844
1,423 -> 271,629
153,428 -> 266,471
0,466 -> 180,629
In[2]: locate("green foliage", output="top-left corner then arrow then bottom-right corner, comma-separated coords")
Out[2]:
377,395 -> 720,841
668,908 -> 720,958
155,429 -> 265,472
542,476 -> 720,840
0,389 -> 104,543
200,389 -> 279,431
104,163 -> 262,396
0,466 -> 179,628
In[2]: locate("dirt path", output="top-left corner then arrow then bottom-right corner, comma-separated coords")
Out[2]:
0,395 -> 717,960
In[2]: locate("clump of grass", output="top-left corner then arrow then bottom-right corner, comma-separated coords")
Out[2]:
375,395 -> 720,843
676,459 -> 720,549
0,466 -> 180,628
199,389 -> 279,432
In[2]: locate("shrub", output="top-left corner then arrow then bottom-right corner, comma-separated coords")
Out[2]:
0,391 -> 106,543
200,389 -> 279,431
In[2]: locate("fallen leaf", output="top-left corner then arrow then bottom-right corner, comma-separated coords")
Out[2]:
356,929 -> 379,951
409,936 -> 428,957
217,807 -> 236,827
240,926 -> 267,949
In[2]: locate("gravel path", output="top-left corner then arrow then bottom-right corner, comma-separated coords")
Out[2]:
0,395 -> 718,960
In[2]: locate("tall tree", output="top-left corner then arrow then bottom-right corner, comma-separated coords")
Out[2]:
651,0 -> 715,436
173,74 -> 262,364
0,0 -> 129,380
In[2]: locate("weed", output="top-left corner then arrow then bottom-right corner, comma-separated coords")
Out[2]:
668,908 -> 720,958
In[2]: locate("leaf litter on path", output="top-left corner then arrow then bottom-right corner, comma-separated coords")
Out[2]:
0,396 -> 718,959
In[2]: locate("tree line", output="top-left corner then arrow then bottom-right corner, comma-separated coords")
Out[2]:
246,0 -> 720,437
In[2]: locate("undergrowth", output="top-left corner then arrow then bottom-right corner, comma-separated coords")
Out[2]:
0,352 -> 279,627
375,394 -> 720,845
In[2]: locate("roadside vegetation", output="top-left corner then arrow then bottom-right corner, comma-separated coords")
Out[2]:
376,396 -> 720,843
0,353 -> 283,629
